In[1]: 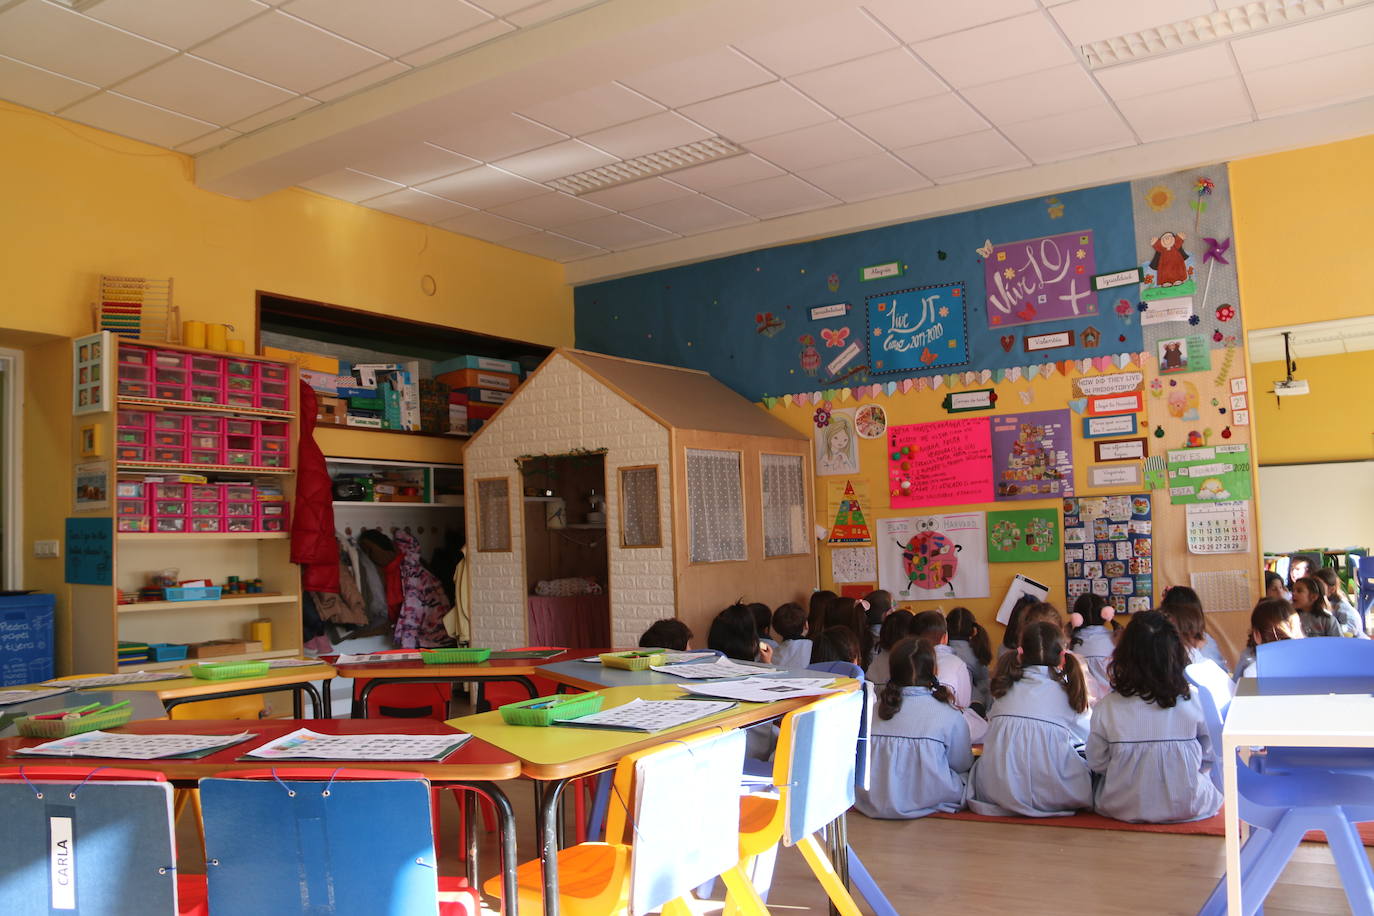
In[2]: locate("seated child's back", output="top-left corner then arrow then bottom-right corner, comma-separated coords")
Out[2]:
771,602 -> 812,669
865,610 -> 913,685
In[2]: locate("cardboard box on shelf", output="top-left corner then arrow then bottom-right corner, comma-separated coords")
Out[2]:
432,354 -> 521,376
316,396 -> 346,425
435,367 -> 519,392
453,387 -> 510,406
261,347 -> 340,374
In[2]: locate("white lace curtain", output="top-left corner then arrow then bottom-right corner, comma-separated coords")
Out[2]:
619,466 -> 661,547
686,448 -> 745,563
761,453 -> 806,557
475,478 -> 510,552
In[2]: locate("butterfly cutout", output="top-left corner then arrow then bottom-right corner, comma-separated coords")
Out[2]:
919,347 -> 937,365
820,327 -> 850,348
1016,303 -> 1037,321
976,240 -> 993,259
1019,390 -> 1034,405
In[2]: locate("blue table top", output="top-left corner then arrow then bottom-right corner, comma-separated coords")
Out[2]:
1235,676 -> 1374,697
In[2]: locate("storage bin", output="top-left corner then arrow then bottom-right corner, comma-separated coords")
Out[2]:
117,516 -> 150,533
189,434 -> 220,451
154,517 -> 186,533
189,450 -> 221,465
259,420 -> 288,438
259,437 -> 287,453
149,643 -> 189,661
258,364 -> 287,382
225,450 -> 255,466
260,517 -> 285,532
190,660 -> 269,680
258,395 -> 288,412
116,481 -> 145,498
152,430 -> 185,448
226,359 -> 255,378
154,384 -> 188,401
191,517 -> 224,533
224,485 -> 254,500
226,392 -> 255,408
18,704 -> 130,738
226,517 -> 254,532
117,381 -> 150,398
190,500 -> 220,516
118,346 -> 151,366
191,355 -> 222,374
155,367 -> 187,385
117,499 -> 147,516
119,364 -> 150,382
152,447 -> 186,464
118,409 -> 151,427
226,419 -> 255,436
499,692 -> 602,727
189,386 -> 221,405
152,413 -> 188,432
0,593 -> 55,686
154,350 -> 189,369
152,483 -> 186,499
227,375 -> 254,391
116,445 -> 146,461
116,427 -> 147,445
226,502 -> 255,517
154,500 -> 187,516
191,416 -> 223,434
164,585 -> 222,602
190,485 -> 220,499
257,453 -> 286,468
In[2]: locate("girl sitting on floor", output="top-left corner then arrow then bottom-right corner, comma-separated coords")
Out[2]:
1087,611 -> 1223,823
945,606 -> 992,714
1234,598 -> 1304,679
1069,594 -> 1119,700
865,609 -> 914,685
1291,576 -> 1342,639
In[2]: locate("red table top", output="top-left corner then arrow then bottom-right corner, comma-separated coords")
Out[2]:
329,648 -> 603,678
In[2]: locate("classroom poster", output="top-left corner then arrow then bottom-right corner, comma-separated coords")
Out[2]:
831,547 -> 878,583
815,407 -> 859,476
866,282 -> 969,374
1165,444 -> 1252,504
878,513 -> 990,601
1062,494 -> 1152,614
985,230 -> 1098,328
64,516 -> 113,586
990,409 -> 1074,500
887,418 -> 994,509
824,479 -> 872,544
987,508 -> 1060,563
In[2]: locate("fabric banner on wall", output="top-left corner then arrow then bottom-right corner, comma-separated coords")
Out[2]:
990,409 -> 1075,500
878,513 -> 990,601
887,418 -> 994,508
1063,494 -> 1153,614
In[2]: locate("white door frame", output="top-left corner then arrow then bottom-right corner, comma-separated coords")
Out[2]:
0,347 -> 23,589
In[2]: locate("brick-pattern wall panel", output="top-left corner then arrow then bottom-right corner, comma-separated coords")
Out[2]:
465,355 -> 674,648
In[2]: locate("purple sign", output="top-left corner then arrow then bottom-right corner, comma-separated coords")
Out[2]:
985,230 -> 1098,328
990,409 -> 1075,500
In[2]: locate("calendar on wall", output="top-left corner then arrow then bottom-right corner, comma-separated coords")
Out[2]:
1185,500 -> 1251,555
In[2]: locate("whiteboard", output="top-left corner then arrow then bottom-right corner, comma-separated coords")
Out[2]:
1258,461 -> 1374,553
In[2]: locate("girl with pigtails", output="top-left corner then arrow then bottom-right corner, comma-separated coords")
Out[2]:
1069,593 -> 1120,701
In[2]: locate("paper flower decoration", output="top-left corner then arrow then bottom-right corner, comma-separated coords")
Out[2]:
1188,315 -> 1200,326
1144,185 -> 1174,211
1216,304 -> 1235,322
1137,302 -> 1149,313
1193,177 -> 1215,197
813,407 -> 831,428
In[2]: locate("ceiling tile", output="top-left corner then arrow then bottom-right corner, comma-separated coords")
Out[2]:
913,12 -> 1077,89
707,174 -> 838,220
1116,76 -> 1253,142
1231,5 -> 1374,73
488,191 -> 612,227
627,195 -> 754,235
299,168 -> 405,202
621,47 -> 773,109
733,8 -> 897,77
500,231 -> 605,261
400,20 -> 515,66
745,121 -> 879,173
351,142 -> 479,185
195,10 -> 388,94
1093,44 -> 1236,103
681,82 -> 831,144
427,113 -> 565,161
962,64 -> 1106,127
517,82 -> 662,136
1000,103 -> 1136,163
468,0 -> 543,14
115,55 -> 296,126
1049,0 -> 1213,45
86,0 -> 268,50
893,129 -> 1028,181
363,188 -> 474,223
283,0 -> 493,57
0,1 -> 174,87
435,209 -> 536,243
1244,44 -> 1374,119
175,127 -> 241,154
666,154 -> 784,192
846,93 -> 989,150
415,164 -> 548,208
556,213 -> 676,249
229,95 -> 318,132
505,0 -> 603,29
60,92 -> 217,148
787,48 -> 945,118
581,111 -> 713,159
310,61 -> 409,102
862,0 -> 1037,43
795,151 -> 933,202
578,176 -> 694,210
494,139 -> 617,182
0,54 -> 97,112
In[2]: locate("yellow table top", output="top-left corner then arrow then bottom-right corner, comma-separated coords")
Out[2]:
447,681 -> 855,781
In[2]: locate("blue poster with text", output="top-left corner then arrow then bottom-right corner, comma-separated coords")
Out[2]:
866,282 -> 969,375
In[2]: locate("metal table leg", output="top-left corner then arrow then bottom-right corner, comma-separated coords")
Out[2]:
465,789 -> 480,889
464,781 -> 519,916
292,686 -> 302,718
537,778 -> 569,916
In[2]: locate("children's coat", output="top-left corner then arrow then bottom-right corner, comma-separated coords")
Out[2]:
854,687 -> 972,819
968,666 -> 1092,817
773,638 -> 813,671
1087,690 -> 1223,823
1074,625 -> 1116,701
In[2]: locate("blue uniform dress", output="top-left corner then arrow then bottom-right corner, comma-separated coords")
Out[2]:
968,666 -> 1093,817
1073,626 -> 1116,700
866,648 -> 891,685
854,686 -> 973,819
1333,596 -> 1368,638
1198,632 -> 1230,670
1087,690 -> 1223,823
772,638 -> 813,670
948,639 -> 990,709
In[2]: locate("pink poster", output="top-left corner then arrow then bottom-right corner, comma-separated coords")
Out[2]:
887,418 -> 994,508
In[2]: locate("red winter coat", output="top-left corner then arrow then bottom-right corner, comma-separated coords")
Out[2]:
291,382 -> 339,593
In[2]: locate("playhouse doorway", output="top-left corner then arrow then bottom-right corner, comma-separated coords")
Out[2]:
520,452 -> 611,648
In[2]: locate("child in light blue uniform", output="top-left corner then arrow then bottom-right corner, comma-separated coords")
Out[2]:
770,602 -> 812,670
855,637 -> 972,819
1161,586 -> 1229,669
1069,594 -> 1120,700
865,609 -> 913,685
945,606 -> 992,713
968,621 -> 1092,817
1088,611 -> 1223,823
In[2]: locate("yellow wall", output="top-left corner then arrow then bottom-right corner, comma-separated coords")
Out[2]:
1251,351 -> 1374,464
1231,134 -> 1374,332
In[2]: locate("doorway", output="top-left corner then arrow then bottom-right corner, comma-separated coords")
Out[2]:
0,347 -> 21,590
520,452 -> 610,648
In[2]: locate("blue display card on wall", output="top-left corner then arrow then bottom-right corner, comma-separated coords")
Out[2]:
64,517 -> 113,586
866,282 -> 968,374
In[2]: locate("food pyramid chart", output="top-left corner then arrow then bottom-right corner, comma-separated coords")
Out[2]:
829,481 -> 871,543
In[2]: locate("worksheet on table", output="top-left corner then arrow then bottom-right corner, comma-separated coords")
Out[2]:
17,731 -> 254,760
649,659 -> 775,679
680,678 -> 841,703
243,728 -> 471,761
555,699 -> 737,733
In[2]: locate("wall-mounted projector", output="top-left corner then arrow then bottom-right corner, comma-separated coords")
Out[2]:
1273,379 -> 1310,396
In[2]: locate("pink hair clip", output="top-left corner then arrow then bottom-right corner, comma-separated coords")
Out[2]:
857,599 -> 870,611
1101,607 -> 1116,623
1069,612 -> 1084,628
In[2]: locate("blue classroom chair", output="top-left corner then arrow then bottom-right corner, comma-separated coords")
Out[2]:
1254,640 -> 1374,776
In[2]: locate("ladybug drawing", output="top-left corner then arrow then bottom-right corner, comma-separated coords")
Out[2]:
898,518 -> 962,597
799,334 -> 821,375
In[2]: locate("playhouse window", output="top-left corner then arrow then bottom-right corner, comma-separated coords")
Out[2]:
761,453 -> 806,557
619,465 -> 661,548
686,448 -> 746,563
475,477 -> 511,552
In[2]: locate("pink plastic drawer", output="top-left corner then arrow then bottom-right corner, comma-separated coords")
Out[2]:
152,430 -> 185,448
116,428 -> 148,446
192,517 -> 224,533
155,384 -> 188,401
259,380 -> 288,399
189,386 -> 221,405
227,375 -> 254,392
224,485 -> 253,501
151,413 -> 188,432
118,409 -> 151,427
154,499 -> 187,516
225,434 -> 255,452
226,359 -> 255,378
257,395 -> 288,412
190,370 -> 221,390
154,350 -> 189,370
259,363 -> 287,382
190,416 -> 223,434
225,392 -> 255,408
257,452 -> 286,468
119,365 -> 150,383
118,381 -> 150,398
152,447 -> 186,464
118,517 -> 151,533
225,419 -> 255,436
225,501 -> 255,517
116,445 -> 146,462
258,501 -> 289,520
259,421 -> 288,438
190,485 -> 220,500
226,517 -> 254,533
190,355 -> 222,374
154,517 -> 186,533
259,437 -> 288,453
118,346 -> 152,366
189,434 -> 220,451
115,481 -> 144,499
225,451 -> 255,467
151,483 -> 186,499
190,500 -> 221,517
189,450 -> 222,466
260,517 -> 285,532
117,499 -> 147,516
155,367 -> 187,386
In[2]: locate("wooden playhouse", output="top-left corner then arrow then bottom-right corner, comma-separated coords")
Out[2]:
463,349 -> 816,648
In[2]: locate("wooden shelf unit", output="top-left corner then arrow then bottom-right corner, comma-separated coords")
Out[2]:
118,594 -> 294,614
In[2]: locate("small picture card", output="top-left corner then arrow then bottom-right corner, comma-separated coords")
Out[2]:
943,388 -> 997,413
1092,268 -> 1143,291
1089,463 -> 1142,488
1082,414 -> 1138,439
1087,392 -> 1143,415
1230,377 -> 1248,394
1233,409 -> 1250,426
861,261 -> 904,282
1095,437 -> 1148,462
1024,330 -> 1074,352
1140,298 -> 1194,326
1229,394 -> 1247,410
826,342 -> 861,376
1157,335 -> 1210,374
809,303 -> 849,321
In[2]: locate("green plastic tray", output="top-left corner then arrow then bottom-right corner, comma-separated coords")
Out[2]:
189,660 -> 270,680
18,705 -> 133,739
599,651 -> 665,671
499,692 -> 602,727
421,648 -> 492,664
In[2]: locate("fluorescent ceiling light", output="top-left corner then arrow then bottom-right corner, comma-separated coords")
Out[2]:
546,137 -> 743,195
1082,0 -> 1374,69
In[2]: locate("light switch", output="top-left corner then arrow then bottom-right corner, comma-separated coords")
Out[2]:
33,540 -> 60,558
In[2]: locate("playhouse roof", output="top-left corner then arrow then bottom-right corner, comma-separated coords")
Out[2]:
554,349 -> 806,439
